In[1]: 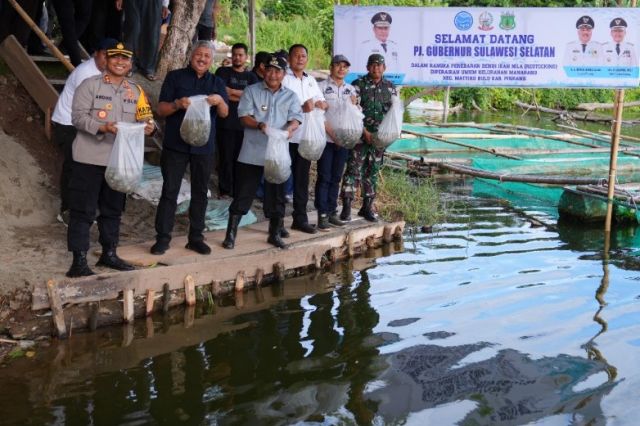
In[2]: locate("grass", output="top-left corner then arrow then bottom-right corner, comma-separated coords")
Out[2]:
377,168 -> 444,227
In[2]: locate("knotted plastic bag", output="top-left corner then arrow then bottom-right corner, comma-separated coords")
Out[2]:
179,95 -> 211,147
326,99 -> 364,149
105,122 -> 146,193
264,128 -> 291,184
298,109 -> 327,161
372,96 -> 403,149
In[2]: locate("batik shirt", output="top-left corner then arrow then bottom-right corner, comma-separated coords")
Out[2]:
352,74 -> 397,133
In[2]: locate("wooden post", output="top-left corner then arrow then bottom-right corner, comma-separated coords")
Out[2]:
346,231 -> 355,257
383,225 -> 393,243
184,306 -> 195,327
123,289 -> 134,323
211,280 -> 222,297
248,0 -> 256,60
605,89 -> 625,232
365,235 -> 376,248
234,271 -> 245,292
394,226 -> 404,241
274,262 -> 285,282
255,268 -> 264,287
145,289 -> 156,316
162,283 -> 170,313
47,280 -> 67,338
145,316 -> 155,338
88,303 -> 99,331
184,275 -> 196,306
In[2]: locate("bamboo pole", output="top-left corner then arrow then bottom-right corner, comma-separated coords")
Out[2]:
442,86 -> 450,123
7,0 -> 74,72
248,0 -> 256,60
402,129 -> 522,160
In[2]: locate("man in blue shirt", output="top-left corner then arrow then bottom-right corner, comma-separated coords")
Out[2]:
222,54 -> 303,249
151,40 -> 229,256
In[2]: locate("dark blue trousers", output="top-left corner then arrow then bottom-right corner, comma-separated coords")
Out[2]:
314,143 -> 348,215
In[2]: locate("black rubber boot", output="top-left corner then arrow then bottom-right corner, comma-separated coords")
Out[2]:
328,212 -> 346,227
340,197 -> 352,221
96,245 -> 135,271
317,213 -> 331,232
222,214 -> 242,249
66,251 -> 95,278
267,217 -> 286,248
358,197 -> 378,222
280,223 -> 290,238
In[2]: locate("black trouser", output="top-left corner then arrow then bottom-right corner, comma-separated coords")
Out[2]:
123,0 -> 162,75
289,143 -> 311,224
67,162 -> 125,252
53,122 -> 77,213
0,0 -> 39,46
155,149 -> 212,244
315,143 -> 348,215
216,127 -> 244,196
229,162 -> 285,218
52,0 -> 93,66
80,0 -> 123,54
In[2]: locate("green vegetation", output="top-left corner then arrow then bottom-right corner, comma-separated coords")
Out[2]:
377,168 -> 444,226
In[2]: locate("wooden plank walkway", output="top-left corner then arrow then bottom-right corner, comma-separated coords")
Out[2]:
32,216 -> 405,334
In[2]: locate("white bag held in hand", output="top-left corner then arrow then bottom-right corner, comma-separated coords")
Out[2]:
105,122 -> 146,193
264,128 -> 292,184
298,109 -> 327,161
372,96 -> 403,149
327,99 -> 364,149
179,95 -> 211,147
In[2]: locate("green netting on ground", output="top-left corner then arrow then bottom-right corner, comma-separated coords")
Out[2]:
472,179 -> 564,218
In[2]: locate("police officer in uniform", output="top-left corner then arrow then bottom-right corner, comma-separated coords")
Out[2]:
360,12 -> 399,72
67,41 -> 156,277
564,15 -> 601,66
602,18 -> 637,67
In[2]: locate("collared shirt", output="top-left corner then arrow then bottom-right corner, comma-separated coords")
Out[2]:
352,74 -> 396,133
602,41 -> 638,66
71,73 -> 150,166
236,81 -> 303,166
159,66 -> 228,155
214,66 -> 258,130
319,77 -> 356,144
282,69 -> 325,144
563,40 -> 601,66
52,57 -> 101,125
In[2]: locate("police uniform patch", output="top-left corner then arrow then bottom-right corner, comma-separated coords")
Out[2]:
105,103 -> 112,110
97,110 -> 107,119
260,105 -> 268,111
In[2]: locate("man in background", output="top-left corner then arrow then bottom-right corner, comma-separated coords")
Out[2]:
602,18 -> 637,66
564,15 -> 601,66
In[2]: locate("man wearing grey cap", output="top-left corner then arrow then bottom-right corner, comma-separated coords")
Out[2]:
602,18 -> 637,66
563,15 -> 602,66
360,11 -> 399,71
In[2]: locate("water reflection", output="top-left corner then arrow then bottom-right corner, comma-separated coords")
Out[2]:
2,200 -> 640,425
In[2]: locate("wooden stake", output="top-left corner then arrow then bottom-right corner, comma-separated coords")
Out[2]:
145,316 -> 154,338
606,89 -> 625,233
145,289 -> 155,316
184,306 -> 195,327
383,225 -> 393,244
365,235 -> 376,248
255,268 -> 264,287
234,271 -> 245,292
274,262 -> 285,282
162,283 -> 170,313
88,303 -> 99,331
122,324 -> 134,347
312,254 -> 322,270
123,289 -> 134,323
346,231 -> 355,257
47,280 -> 67,339
394,226 -> 404,241
184,275 -> 196,306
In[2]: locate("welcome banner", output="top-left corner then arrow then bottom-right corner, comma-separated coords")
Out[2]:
333,6 -> 640,87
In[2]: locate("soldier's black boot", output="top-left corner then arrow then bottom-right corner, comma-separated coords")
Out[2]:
358,197 -> 378,222
340,197 -> 352,221
222,214 -> 241,249
280,222 -> 290,238
66,251 -> 95,278
97,245 -> 135,271
267,217 -> 286,248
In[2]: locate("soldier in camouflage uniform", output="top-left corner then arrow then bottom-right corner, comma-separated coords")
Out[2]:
340,53 -> 397,222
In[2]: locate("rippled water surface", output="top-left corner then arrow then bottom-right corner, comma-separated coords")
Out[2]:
1,195 -> 640,425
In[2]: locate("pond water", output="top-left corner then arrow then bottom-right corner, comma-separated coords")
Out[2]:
2,112 -> 640,425
1,188 -> 639,425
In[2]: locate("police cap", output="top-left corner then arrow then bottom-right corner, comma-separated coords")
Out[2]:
610,18 -> 627,29
367,54 -> 385,66
371,12 -> 392,27
576,15 -> 594,29
106,40 -> 133,58
265,54 -> 287,70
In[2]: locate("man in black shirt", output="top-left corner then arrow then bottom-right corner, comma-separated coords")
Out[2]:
215,43 -> 258,198
251,51 -> 270,82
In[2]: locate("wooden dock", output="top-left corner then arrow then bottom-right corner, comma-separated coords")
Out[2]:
32,215 -> 405,337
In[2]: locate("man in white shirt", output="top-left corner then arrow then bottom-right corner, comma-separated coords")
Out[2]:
602,18 -> 637,67
564,15 -> 601,66
359,12 -> 399,72
51,38 -> 114,224
282,44 -> 327,234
